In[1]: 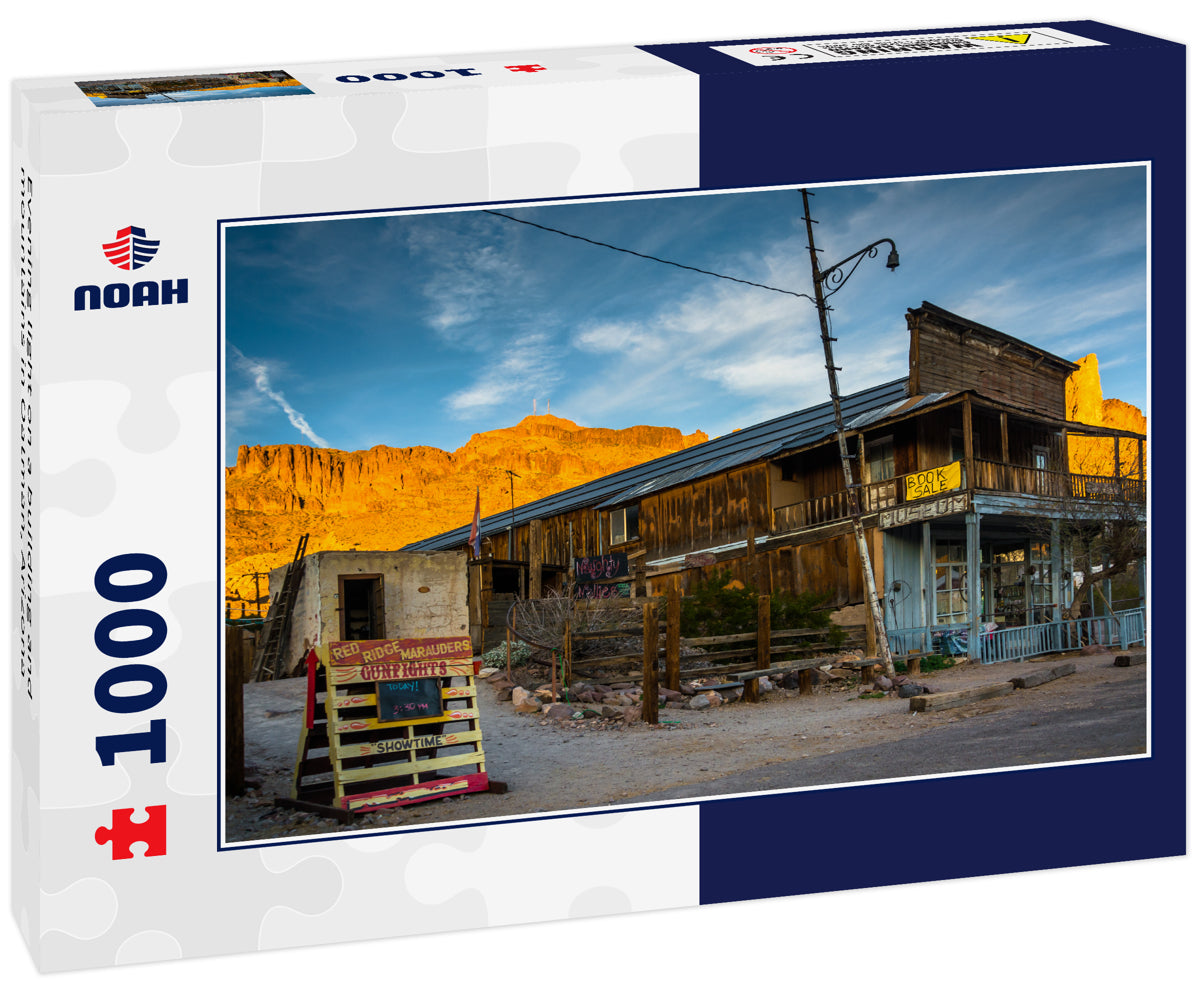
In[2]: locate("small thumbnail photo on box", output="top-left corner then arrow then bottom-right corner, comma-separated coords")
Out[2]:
76,69 -> 312,107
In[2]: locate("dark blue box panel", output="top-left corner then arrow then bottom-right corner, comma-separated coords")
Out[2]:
642,20 -> 1187,907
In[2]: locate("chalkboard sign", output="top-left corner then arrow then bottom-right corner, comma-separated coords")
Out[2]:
574,554 -> 631,598
376,678 -> 443,722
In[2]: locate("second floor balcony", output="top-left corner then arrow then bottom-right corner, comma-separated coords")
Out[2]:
772,458 -> 1145,534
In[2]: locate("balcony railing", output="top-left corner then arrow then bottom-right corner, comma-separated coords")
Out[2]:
772,461 -> 1143,532
973,460 -> 1145,504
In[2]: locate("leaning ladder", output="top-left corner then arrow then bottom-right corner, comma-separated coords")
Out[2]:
251,533 -> 309,682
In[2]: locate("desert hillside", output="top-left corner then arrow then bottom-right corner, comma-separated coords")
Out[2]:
225,415 -> 707,612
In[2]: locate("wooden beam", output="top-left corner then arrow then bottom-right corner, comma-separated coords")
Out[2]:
225,627 -> 245,796
962,397 -> 975,485
1010,663 -> 1076,689
909,681 -> 1013,712
999,411 -> 1009,465
642,603 -> 659,723
748,594 -> 770,703
529,519 -> 543,598
665,585 -> 681,692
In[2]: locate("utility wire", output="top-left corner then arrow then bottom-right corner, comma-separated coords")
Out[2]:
483,210 -> 817,303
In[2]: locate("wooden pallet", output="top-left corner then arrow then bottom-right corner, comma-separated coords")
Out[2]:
287,637 -> 490,814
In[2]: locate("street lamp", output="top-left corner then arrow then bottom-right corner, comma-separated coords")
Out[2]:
801,188 -> 899,678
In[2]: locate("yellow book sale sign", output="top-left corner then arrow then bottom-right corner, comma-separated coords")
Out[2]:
905,461 -> 961,499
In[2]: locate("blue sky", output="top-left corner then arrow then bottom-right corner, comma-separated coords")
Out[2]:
223,165 -> 1147,464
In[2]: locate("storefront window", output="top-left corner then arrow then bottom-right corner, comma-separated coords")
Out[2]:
934,542 -> 970,624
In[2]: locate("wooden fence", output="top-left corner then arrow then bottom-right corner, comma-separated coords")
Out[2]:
553,593 -> 864,724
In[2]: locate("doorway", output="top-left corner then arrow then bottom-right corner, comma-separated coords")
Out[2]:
339,574 -> 386,641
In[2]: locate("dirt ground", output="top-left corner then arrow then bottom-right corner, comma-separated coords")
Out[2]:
225,649 -> 1146,844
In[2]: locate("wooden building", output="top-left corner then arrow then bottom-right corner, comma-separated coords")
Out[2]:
408,303 -> 1146,659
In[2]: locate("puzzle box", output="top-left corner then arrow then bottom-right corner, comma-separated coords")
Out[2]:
11,19 -> 1184,971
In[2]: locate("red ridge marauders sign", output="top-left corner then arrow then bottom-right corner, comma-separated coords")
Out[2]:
287,638 -> 489,815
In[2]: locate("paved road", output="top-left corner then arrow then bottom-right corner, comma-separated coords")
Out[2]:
617,674 -> 1147,803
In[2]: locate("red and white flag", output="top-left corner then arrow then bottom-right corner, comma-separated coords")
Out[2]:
468,488 -> 481,557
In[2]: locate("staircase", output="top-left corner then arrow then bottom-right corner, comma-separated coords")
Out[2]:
251,534 -> 309,682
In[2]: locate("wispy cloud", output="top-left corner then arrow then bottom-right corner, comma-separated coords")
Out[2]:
228,345 -> 331,448
444,331 -> 563,415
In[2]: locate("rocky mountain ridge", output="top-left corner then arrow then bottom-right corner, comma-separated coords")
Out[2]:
225,415 -> 708,610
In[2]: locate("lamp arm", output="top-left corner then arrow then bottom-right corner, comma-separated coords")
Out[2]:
819,239 -> 898,297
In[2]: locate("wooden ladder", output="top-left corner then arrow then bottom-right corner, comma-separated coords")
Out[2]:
252,533 -> 309,682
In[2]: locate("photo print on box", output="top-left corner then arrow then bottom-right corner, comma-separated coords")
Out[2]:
220,163 -> 1149,847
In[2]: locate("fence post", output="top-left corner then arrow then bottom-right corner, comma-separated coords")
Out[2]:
666,584 -> 681,693
224,626 -> 245,797
907,648 -> 922,676
563,617 -> 573,686
747,593 -> 768,703
642,603 -> 659,723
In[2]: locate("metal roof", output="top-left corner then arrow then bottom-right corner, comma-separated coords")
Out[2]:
404,376 -> 909,552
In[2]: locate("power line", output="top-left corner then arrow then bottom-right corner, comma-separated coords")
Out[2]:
483,210 -> 817,302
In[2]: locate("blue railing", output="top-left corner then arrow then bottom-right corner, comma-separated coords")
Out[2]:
978,608 -> 1145,665
888,606 -> 1146,665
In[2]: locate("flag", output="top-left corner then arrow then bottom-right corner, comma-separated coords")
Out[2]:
468,488 -> 481,558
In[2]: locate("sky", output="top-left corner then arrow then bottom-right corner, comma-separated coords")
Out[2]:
223,165 -> 1148,464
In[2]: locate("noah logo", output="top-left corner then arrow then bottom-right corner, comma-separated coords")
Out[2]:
74,225 -> 187,311
102,225 -> 160,270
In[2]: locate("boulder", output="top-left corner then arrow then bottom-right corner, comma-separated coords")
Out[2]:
621,706 -> 643,724
897,683 -> 923,698
874,675 -> 893,692
543,703 -> 574,721
687,694 -> 714,711
511,687 -> 542,713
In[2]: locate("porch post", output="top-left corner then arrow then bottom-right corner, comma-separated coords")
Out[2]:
963,397 -> 975,488
966,511 -> 981,660
922,520 -> 933,652
1050,519 -> 1063,651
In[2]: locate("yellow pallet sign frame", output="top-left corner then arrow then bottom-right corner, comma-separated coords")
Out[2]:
289,636 -> 489,814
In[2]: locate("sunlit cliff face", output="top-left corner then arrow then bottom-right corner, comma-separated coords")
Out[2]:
1064,354 -> 1146,478
224,414 -> 708,608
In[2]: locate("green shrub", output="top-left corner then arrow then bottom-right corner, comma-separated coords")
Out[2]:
919,653 -> 956,671
482,640 -> 532,670
679,570 -> 837,641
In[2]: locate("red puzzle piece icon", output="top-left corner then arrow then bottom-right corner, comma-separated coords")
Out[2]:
95,805 -> 167,860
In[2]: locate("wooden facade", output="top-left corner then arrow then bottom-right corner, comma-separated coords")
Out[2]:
424,303 -> 1146,654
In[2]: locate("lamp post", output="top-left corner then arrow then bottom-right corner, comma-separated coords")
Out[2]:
801,188 -> 899,677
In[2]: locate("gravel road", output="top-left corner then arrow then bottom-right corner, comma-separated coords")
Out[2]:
225,650 -> 1146,843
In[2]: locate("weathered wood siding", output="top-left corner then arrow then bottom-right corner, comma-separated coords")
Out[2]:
909,312 -> 1070,420
625,465 -> 772,562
